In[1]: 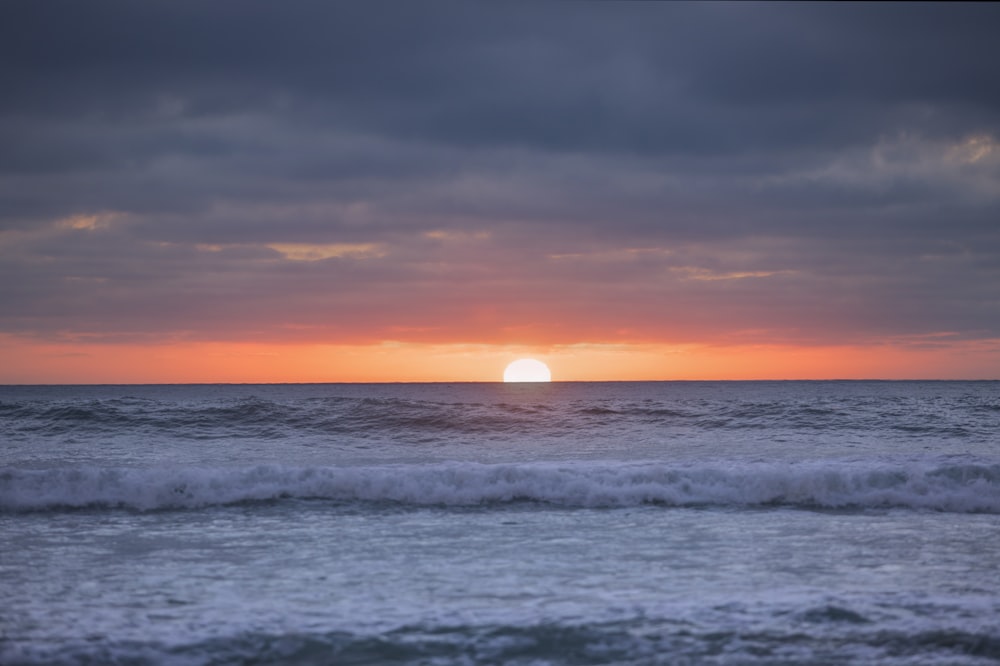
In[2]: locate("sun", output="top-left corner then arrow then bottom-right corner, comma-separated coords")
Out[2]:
503,358 -> 552,383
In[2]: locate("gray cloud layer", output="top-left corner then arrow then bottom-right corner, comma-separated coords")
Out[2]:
1,1 -> 998,346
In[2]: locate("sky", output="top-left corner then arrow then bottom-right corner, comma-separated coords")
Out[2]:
1,1 -> 999,382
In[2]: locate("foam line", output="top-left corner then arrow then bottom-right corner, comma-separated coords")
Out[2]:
2,461 -> 998,513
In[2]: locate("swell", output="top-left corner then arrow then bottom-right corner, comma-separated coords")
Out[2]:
3,393 -> 993,440
0,397 -> 569,439
4,621 -> 999,666
3,461 -> 999,513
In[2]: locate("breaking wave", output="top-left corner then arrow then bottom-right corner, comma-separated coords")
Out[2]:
3,460 -> 999,513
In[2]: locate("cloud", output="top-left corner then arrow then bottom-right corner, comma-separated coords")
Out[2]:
0,2 -> 998,351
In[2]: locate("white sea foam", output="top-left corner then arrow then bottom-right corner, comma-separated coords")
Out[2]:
2,461 -> 998,513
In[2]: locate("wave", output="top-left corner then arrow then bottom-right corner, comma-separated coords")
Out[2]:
0,396 -> 571,440
4,620 -> 999,666
2,461 -> 999,513
4,391 -> 992,441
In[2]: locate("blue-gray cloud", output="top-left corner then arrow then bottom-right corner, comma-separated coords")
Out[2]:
0,1 -> 998,347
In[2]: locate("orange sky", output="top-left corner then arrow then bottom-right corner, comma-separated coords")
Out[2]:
2,335 -> 997,384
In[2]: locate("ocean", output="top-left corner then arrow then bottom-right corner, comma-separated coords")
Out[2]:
1,381 -> 999,665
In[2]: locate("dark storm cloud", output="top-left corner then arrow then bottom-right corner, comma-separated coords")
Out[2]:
5,2 -> 997,155
1,1 -> 998,346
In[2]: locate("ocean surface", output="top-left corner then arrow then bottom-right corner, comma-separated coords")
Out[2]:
2,381 -> 999,665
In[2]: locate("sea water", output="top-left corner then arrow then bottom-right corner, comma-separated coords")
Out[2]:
1,381 -> 998,665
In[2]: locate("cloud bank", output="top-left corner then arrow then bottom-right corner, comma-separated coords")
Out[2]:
1,2 -> 998,353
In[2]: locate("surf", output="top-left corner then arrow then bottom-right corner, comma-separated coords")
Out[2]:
3,460 -> 998,513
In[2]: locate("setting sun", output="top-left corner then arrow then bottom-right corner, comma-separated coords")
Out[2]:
503,359 -> 552,382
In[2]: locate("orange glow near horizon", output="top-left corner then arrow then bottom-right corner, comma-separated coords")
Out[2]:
1,334 -> 997,384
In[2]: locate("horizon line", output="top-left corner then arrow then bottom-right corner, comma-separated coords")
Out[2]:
2,378 -> 997,387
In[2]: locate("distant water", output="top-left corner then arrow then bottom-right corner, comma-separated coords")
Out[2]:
2,381 -> 999,665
